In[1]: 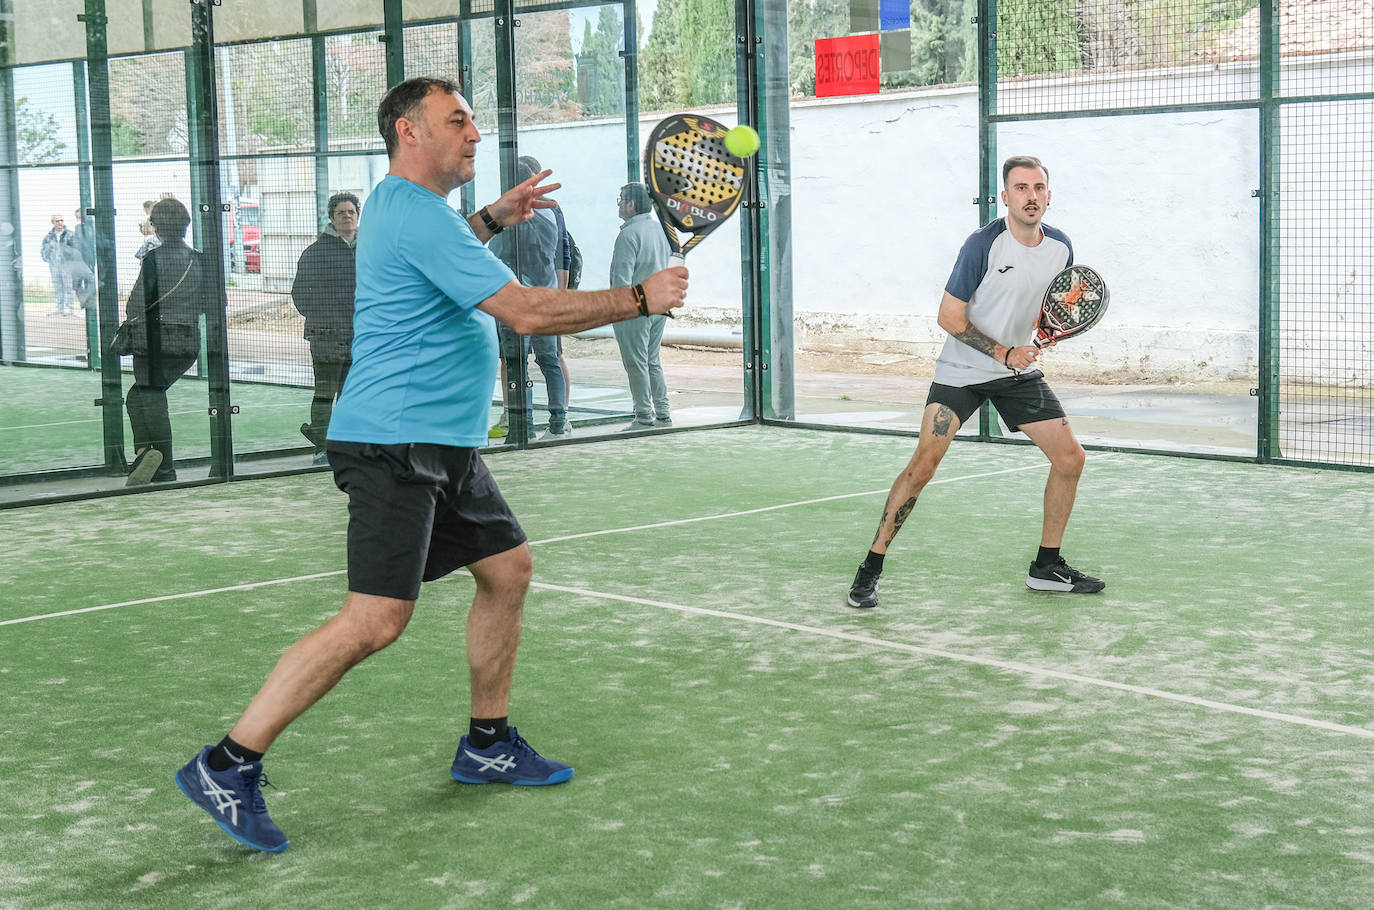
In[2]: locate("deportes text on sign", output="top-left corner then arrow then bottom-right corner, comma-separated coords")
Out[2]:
814,34 -> 880,98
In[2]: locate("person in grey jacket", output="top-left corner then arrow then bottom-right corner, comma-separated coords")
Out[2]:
291,192 -> 360,464
40,214 -> 77,315
609,182 -> 672,429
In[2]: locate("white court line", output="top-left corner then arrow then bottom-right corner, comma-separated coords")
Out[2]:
5,462 -> 1056,627
8,453 -> 1366,739
533,460 -> 1058,545
0,571 -> 345,627
530,580 -> 1374,741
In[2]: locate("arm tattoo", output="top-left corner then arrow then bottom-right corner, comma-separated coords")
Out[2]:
932,405 -> 956,437
950,322 -> 1001,359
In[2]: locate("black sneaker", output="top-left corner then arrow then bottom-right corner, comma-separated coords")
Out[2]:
847,564 -> 880,609
1026,556 -> 1105,593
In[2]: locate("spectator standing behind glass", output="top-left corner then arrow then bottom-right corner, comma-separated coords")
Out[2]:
135,199 -> 161,261
40,214 -> 77,315
122,197 -> 223,486
292,191 -> 361,466
489,156 -> 568,440
67,207 -> 97,313
610,182 -> 672,430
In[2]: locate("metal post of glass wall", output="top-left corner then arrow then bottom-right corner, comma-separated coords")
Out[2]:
492,0 -> 532,445
975,0 -> 997,440
384,0 -> 406,88
622,0 -> 640,181
306,1 -> 331,228
1255,0 -> 1281,462
458,2 -> 477,216
0,69 -> 20,362
82,0 -> 128,472
736,0 -> 760,420
72,61 -> 101,365
753,0 -> 793,421
0,0 -> 18,364
188,0 -> 234,479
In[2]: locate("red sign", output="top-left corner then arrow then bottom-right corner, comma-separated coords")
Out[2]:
814,34 -> 880,98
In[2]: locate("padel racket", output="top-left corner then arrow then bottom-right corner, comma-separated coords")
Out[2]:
644,113 -> 750,263
1034,264 -> 1109,347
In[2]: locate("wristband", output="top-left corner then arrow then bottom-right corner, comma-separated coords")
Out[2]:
477,206 -> 503,235
1002,346 -> 1013,367
633,284 -> 650,317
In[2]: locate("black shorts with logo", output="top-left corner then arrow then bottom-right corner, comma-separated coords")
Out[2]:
328,442 -> 526,601
925,370 -> 1066,433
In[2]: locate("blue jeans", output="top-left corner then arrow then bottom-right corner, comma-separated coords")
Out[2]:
498,324 -> 566,433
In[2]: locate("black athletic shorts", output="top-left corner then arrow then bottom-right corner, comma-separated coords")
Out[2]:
925,370 -> 1066,433
328,442 -> 526,601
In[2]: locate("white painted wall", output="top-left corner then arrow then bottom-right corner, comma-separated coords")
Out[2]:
10,54 -> 1370,384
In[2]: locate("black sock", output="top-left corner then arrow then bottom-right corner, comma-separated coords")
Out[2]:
1035,546 -> 1060,568
208,736 -> 264,772
468,717 -> 509,749
862,550 -> 885,574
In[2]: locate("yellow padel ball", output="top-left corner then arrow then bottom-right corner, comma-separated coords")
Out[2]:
724,124 -> 760,158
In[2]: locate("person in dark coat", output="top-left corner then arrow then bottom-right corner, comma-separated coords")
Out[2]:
291,191 -> 360,464
123,197 -> 223,485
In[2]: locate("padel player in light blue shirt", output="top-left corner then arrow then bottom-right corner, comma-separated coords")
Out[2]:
327,173 -> 513,448
174,76 -> 688,855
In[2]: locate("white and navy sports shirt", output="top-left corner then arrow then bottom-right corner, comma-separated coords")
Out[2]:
934,217 -> 1073,388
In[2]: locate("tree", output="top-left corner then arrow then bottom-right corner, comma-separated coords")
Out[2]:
639,0 -> 735,109
577,6 -> 626,117
787,0 -> 849,96
108,53 -> 189,157
15,96 -> 66,163
909,0 -> 977,86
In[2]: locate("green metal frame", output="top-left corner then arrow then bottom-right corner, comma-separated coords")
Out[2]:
1255,0 -> 1281,462
81,0 -> 128,473
187,0 -> 234,480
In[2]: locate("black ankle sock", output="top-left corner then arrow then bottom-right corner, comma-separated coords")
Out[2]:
862,550 -> 885,574
468,717 -> 509,749
208,736 -> 264,772
1035,546 -> 1060,568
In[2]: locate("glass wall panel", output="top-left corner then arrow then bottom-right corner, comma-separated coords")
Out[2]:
216,40 -> 312,158
999,111 -> 1259,456
213,1 -> 305,45
325,32 -> 387,152
12,1 -> 88,66
317,1 -> 385,33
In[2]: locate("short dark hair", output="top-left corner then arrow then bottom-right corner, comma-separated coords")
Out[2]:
149,197 -> 191,239
1002,155 -> 1048,186
327,191 -> 361,219
619,182 -> 651,215
377,76 -> 462,158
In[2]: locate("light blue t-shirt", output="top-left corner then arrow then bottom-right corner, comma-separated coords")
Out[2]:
327,175 -> 515,447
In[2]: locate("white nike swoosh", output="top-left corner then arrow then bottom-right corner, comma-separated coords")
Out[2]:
475,726 -> 496,735
1053,573 -> 1072,584
224,748 -> 245,763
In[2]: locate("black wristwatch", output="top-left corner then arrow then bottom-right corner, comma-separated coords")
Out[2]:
478,206 -> 503,235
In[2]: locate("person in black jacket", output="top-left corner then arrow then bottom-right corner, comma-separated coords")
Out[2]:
291,192 -> 360,464
124,197 -> 224,485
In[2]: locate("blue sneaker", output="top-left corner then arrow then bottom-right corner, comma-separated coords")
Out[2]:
450,727 -> 574,786
174,746 -> 289,853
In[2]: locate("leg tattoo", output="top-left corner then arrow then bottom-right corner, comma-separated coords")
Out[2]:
886,497 -> 917,547
932,405 -> 956,437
